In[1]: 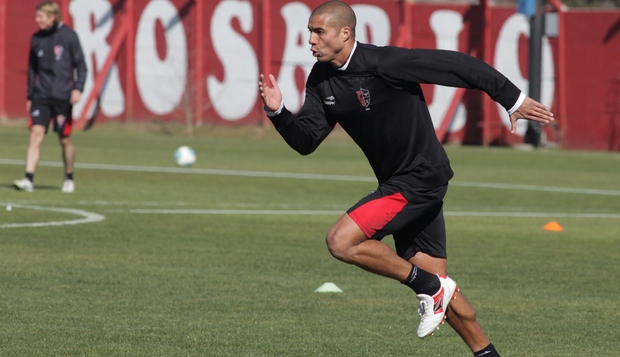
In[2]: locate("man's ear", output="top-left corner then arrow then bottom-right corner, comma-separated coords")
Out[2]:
341,27 -> 351,41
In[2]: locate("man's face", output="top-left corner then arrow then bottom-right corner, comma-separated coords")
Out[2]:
35,10 -> 55,31
307,14 -> 345,64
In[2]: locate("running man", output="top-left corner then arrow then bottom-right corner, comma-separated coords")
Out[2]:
259,2 -> 553,356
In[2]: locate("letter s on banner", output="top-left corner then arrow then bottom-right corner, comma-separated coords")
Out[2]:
207,0 -> 258,121
136,0 -> 187,115
277,2 -> 313,113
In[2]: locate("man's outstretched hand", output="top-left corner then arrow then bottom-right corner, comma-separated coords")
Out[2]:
509,96 -> 554,134
259,74 -> 282,112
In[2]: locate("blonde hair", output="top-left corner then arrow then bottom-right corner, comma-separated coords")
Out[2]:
36,1 -> 61,25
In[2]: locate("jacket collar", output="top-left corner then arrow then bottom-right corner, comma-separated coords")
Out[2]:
337,41 -> 358,71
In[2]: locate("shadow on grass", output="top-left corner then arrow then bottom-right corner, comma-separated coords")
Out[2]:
2,183 -> 59,191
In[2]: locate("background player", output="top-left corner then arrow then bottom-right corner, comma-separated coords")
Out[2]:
14,1 -> 87,193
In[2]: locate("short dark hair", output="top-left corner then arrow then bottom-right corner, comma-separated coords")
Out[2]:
311,1 -> 356,38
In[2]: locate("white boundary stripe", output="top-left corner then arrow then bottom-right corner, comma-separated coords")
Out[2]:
2,158 -> 620,196
0,159 -> 375,182
446,211 -> 620,219
0,203 -> 105,228
450,181 -> 620,196
130,209 -> 344,215
129,209 -> 620,219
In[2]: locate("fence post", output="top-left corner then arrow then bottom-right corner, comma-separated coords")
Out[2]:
126,0 -> 135,123
194,0 -> 205,127
0,0 -> 6,118
260,0 -> 272,126
524,0 -> 545,147
481,0 -> 493,147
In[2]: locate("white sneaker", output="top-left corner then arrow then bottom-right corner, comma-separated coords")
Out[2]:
14,178 -> 34,192
416,274 -> 458,338
62,179 -> 75,193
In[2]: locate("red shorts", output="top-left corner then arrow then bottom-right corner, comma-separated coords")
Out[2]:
347,180 -> 448,260
29,98 -> 73,136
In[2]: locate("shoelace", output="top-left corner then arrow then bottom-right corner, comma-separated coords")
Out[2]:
418,300 -> 428,318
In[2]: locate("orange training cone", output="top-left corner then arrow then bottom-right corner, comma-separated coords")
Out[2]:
543,221 -> 564,232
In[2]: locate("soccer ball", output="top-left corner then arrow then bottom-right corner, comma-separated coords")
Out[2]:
174,146 -> 196,167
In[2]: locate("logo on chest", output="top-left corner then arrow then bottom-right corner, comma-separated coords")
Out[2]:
356,88 -> 371,110
323,96 -> 335,105
54,45 -> 64,60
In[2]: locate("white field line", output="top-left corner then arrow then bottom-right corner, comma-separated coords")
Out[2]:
2,158 -> 620,196
450,181 -> 620,196
0,159 -> 375,182
445,211 -> 620,218
128,209 -> 620,219
130,209 -> 344,215
0,203 -> 105,228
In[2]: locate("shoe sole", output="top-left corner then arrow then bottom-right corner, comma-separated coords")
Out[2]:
14,182 -> 33,192
62,182 -> 75,193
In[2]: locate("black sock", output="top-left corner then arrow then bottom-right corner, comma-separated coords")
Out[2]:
25,172 -> 34,183
474,343 -> 500,357
65,172 -> 73,180
401,265 -> 440,295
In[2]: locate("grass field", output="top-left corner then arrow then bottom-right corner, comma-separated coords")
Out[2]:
0,123 -> 619,357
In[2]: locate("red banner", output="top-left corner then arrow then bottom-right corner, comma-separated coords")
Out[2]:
1,0 -> 619,150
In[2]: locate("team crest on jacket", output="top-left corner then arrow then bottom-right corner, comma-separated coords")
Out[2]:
356,88 -> 370,109
54,45 -> 64,60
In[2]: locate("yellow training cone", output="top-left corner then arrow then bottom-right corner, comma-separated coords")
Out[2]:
543,221 -> 564,232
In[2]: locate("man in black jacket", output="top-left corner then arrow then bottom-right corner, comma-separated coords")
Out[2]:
14,1 -> 86,193
259,1 -> 554,356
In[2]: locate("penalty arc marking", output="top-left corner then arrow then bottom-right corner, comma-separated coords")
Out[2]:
0,203 -> 105,228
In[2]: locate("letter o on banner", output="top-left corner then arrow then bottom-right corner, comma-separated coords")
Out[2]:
135,0 -> 187,115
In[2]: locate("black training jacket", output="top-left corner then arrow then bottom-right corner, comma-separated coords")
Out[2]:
268,43 -> 521,188
27,23 -> 87,101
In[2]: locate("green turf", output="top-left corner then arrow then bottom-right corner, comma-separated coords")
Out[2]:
0,124 -> 619,356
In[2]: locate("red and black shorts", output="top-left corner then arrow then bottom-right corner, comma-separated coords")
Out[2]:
347,180 -> 448,261
29,98 -> 73,136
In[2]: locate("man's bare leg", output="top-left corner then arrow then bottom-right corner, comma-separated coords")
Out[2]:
326,214 -> 412,281
58,135 -> 75,175
26,125 -> 46,173
325,213 -> 496,353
